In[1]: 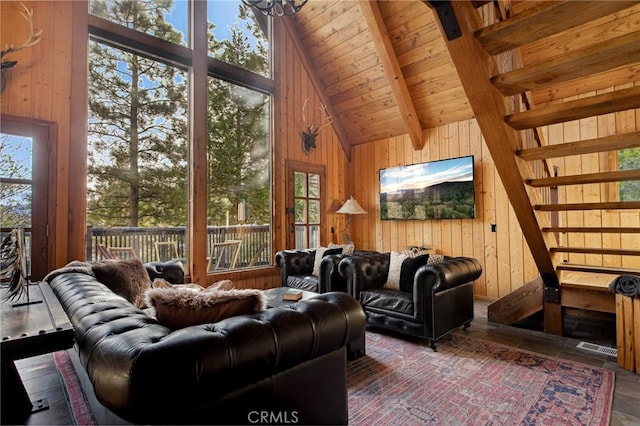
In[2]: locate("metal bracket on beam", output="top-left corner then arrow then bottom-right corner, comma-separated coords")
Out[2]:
541,272 -> 561,304
427,1 -> 461,41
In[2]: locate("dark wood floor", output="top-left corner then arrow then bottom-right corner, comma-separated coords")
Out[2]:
10,301 -> 640,425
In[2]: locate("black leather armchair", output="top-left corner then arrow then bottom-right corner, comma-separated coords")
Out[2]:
339,253 -> 483,350
275,249 -> 348,293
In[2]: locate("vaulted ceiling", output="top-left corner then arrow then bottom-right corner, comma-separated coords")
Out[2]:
286,0 -> 640,148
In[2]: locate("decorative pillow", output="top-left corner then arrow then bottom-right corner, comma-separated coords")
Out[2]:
329,243 -> 355,255
91,258 -> 151,308
427,254 -> 445,265
207,279 -> 234,291
399,254 -> 430,293
152,278 -> 173,289
383,251 -> 409,290
144,287 -> 265,330
312,247 -> 343,276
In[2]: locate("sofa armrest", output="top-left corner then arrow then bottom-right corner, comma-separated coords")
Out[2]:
318,254 -> 346,293
275,249 -> 316,287
338,252 -> 390,297
414,256 -> 483,294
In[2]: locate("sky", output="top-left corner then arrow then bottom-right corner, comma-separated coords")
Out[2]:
380,156 -> 474,194
167,0 -> 255,46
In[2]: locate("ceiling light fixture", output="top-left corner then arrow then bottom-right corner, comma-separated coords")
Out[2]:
242,0 -> 308,17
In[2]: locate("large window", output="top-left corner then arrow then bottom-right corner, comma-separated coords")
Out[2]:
87,0 -> 273,277
619,148 -> 640,201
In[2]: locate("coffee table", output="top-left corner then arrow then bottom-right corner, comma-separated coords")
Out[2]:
263,287 -> 319,308
1,282 -> 75,423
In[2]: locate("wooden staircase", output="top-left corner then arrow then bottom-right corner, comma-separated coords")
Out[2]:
426,0 -> 640,334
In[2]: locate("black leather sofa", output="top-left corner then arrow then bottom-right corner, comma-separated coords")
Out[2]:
275,249 -> 377,293
47,271 -> 366,425
339,252 -> 483,350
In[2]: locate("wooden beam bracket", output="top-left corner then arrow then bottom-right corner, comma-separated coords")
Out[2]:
428,1 -> 462,41
544,284 -> 560,304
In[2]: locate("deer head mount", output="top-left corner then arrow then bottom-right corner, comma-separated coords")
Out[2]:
301,98 -> 332,155
1,2 -> 43,92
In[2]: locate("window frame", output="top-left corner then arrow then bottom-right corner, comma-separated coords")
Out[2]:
87,2 -> 275,284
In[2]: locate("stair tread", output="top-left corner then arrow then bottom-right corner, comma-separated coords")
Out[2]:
558,264 -> 640,276
492,31 -> 640,96
476,1 -> 640,55
517,132 -> 640,160
543,227 -> 640,234
535,201 -> 640,211
560,270 -> 617,291
527,170 -> 640,187
505,86 -> 640,130
551,247 -> 640,255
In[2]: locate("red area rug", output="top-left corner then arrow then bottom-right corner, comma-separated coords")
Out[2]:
53,351 -> 97,426
348,332 -> 615,425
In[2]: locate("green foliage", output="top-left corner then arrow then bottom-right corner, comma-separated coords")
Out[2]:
87,0 -> 188,227
619,148 -> 640,201
0,135 -> 32,227
87,1 -> 271,229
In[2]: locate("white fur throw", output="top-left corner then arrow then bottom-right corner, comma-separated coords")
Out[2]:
383,251 -> 409,290
144,287 -> 265,330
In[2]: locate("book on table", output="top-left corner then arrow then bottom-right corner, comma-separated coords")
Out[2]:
282,289 -> 303,301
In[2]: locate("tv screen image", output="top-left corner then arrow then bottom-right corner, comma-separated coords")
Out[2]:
379,155 -> 475,220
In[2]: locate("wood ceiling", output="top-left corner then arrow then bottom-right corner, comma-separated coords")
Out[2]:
287,0 -> 640,148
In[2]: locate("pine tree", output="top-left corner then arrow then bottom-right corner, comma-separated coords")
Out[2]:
87,0 -> 187,227
206,4 -> 270,225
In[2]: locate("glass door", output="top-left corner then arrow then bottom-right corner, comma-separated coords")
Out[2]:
0,115 -> 53,281
286,161 -> 325,249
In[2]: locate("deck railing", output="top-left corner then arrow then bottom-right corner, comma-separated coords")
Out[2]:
86,225 -> 271,270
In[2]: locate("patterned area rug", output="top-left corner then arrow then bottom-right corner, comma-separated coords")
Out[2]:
53,351 -> 97,426
348,332 -> 615,425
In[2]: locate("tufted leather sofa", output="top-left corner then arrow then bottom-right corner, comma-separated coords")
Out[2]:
275,249 -> 345,293
338,253 -> 482,350
275,249 -> 378,293
48,272 -> 366,425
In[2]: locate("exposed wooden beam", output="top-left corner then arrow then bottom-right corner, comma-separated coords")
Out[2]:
517,132 -> 640,160
535,201 -> 640,211
422,0 -> 557,284
280,18 -> 352,160
527,170 -> 640,187
506,86 -> 640,130
492,31 -> 640,96
476,1 -> 640,55
359,1 -> 424,150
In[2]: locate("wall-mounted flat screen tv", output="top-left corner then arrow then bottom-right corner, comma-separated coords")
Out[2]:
380,155 -> 475,220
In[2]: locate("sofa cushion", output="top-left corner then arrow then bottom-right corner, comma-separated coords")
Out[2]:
399,254 -> 430,292
360,289 -> 414,316
329,243 -> 355,254
312,247 -> 342,276
383,251 -> 409,290
144,287 -> 265,330
287,275 -> 319,292
92,258 -> 151,308
427,254 -> 445,264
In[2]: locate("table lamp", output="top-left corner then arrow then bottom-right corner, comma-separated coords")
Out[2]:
336,196 -> 367,244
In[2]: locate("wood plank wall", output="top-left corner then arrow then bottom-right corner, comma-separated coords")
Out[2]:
0,1 -> 86,270
0,4 -> 349,290
350,119 -> 539,300
272,20 -> 350,253
351,100 -> 640,300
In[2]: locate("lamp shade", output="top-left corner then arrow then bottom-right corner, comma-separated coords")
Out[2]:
336,197 -> 367,215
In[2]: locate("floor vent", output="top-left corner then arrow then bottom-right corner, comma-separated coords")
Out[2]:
576,341 -> 617,357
